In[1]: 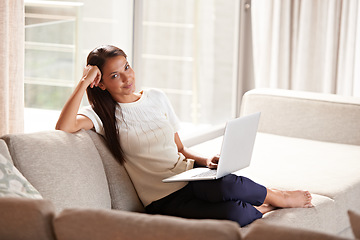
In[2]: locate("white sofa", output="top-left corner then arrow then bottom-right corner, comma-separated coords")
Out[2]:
191,88 -> 360,238
0,88 -> 359,239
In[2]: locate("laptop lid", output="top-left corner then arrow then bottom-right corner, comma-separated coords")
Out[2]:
162,112 -> 260,182
215,112 -> 260,178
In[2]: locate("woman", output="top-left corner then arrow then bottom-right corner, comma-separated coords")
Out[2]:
56,45 -> 313,227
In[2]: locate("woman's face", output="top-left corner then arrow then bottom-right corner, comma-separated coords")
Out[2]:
99,55 -> 136,102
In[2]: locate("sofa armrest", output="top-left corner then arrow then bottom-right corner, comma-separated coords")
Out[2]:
243,221 -> 349,240
240,88 -> 360,145
53,208 -> 241,240
0,197 -> 56,240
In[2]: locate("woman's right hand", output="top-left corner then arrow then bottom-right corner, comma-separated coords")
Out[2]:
206,154 -> 220,169
82,65 -> 102,88
55,65 -> 100,132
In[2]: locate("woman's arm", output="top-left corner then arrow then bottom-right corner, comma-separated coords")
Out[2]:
55,65 -> 101,133
174,133 -> 219,169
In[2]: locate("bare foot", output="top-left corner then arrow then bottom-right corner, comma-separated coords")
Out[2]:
254,204 -> 276,214
265,189 -> 313,208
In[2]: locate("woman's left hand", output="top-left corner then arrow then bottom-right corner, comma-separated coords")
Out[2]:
206,154 -> 220,169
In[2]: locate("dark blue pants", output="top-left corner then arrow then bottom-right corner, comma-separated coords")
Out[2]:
146,174 -> 267,227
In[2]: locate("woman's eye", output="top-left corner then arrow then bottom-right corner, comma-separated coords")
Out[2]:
125,64 -> 129,70
112,74 -> 118,78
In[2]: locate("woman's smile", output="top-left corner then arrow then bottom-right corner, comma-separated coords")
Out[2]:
123,83 -> 133,89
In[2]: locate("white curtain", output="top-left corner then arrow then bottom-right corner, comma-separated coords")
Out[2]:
0,0 -> 24,136
251,0 -> 360,97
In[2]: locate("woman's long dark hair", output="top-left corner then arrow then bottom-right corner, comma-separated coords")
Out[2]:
86,45 -> 126,165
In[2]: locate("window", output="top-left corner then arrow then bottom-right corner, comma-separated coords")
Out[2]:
24,0 -> 133,132
133,0 -> 239,140
25,1 -> 83,132
24,0 -> 240,143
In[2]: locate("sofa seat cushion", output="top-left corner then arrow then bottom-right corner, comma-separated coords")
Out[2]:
252,194 -> 339,235
191,132 -> 360,235
0,197 -> 56,240
2,130 -> 111,212
238,133 -> 360,200
237,133 -> 360,236
54,208 -> 241,240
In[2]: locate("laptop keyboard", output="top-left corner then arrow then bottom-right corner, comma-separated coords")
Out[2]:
192,169 -> 217,178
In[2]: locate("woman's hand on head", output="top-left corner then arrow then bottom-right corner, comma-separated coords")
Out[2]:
206,154 -> 220,169
82,65 -> 102,88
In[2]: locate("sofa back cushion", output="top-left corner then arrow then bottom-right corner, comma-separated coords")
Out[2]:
1,130 -> 111,212
87,130 -> 144,212
0,197 -> 56,240
241,89 -> 360,145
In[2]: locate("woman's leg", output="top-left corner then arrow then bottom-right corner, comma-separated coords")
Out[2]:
146,183 -> 264,227
174,197 -> 263,227
191,174 -> 313,214
254,189 -> 313,214
190,174 -> 267,206
263,189 -> 313,208
147,175 -> 313,226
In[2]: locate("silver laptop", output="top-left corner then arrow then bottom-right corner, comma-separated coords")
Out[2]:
163,112 -> 261,182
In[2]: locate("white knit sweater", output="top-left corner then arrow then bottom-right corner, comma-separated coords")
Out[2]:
79,88 -> 193,206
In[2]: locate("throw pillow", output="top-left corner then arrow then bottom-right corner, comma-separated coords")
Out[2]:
348,210 -> 360,239
0,153 -> 42,199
